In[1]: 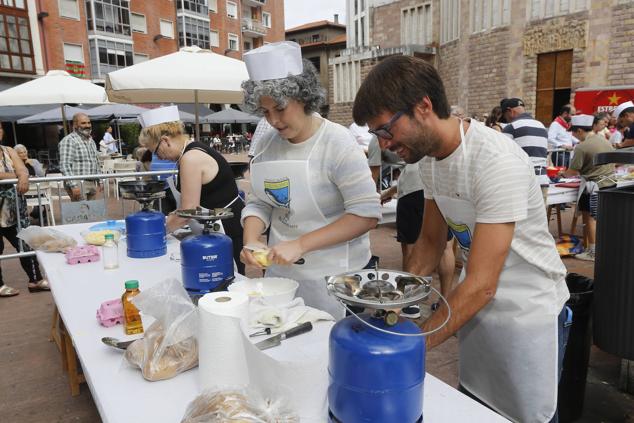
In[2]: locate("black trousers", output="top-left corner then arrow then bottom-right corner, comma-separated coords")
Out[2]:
0,226 -> 42,286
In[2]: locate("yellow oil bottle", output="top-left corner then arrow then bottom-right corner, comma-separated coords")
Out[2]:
122,280 -> 144,335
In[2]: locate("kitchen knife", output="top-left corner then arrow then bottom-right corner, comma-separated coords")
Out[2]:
255,321 -> 313,350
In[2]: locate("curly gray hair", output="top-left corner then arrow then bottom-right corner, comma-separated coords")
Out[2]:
241,59 -> 325,116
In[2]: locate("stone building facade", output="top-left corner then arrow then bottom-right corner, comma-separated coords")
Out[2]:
330,0 -> 634,127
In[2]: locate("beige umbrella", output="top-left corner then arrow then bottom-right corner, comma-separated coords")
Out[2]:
105,46 -> 249,140
0,70 -> 108,134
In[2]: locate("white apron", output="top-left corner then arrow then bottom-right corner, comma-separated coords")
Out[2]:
250,127 -> 352,319
431,121 -> 560,423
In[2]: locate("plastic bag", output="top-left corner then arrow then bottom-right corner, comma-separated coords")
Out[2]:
17,226 -> 77,252
124,278 -> 199,381
181,389 -> 299,423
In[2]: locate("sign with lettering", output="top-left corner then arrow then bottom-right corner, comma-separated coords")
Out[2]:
574,87 -> 634,115
60,200 -> 106,225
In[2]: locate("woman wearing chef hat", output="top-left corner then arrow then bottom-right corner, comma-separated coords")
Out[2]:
139,106 -> 245,274
240,41 -> 380,318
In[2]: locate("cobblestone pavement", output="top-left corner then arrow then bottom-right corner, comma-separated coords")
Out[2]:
0,153 -> 632,422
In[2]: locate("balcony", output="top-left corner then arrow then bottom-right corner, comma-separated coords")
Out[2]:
241,18 -> 267,37
243,0 -> 266,7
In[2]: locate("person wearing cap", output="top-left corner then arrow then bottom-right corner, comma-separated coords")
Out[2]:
353,55 -> 570,423
612,100 -> 634,149
547,104 -> 577,167
138,106 -> 245,274
558,114 -> 616,262
58,113 -> 102,201
501,98 -> 551,207
239,41 -> 380,318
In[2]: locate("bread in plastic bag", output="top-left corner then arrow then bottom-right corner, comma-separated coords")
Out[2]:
17,226 -> 77,252
181,389 -> 300,423
124,278 -> 199,381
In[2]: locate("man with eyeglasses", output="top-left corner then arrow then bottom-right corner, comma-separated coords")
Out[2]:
353,55 -> 570,423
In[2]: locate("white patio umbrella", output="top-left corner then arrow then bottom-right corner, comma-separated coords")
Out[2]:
203,108 -> 260,124
105,46 -> 249,140
0,70 -> 108,134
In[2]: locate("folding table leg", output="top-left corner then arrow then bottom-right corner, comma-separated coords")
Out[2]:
59,319 -> 86,397
49,305 -> 62,351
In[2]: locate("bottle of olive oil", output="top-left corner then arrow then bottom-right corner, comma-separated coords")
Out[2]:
122,280 -> 143,335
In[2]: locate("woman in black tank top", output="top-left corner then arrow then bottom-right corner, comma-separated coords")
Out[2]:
139,120 -> 245,274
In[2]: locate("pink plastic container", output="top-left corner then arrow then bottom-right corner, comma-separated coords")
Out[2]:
65,245 -> 100,265
96,299 -> 124,327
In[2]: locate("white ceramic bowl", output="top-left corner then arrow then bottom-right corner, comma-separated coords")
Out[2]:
228,277 -> 299,306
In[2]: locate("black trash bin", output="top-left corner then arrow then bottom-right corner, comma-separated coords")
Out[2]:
558,273 -> 594,423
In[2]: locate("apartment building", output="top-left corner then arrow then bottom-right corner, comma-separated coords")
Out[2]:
285,16 -> 346,115
329,0 -> 634,126
0,0 -> 284,88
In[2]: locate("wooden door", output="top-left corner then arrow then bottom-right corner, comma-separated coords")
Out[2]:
535,50 -> 573,126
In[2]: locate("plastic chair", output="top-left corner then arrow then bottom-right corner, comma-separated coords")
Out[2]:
25,181 -> 55,226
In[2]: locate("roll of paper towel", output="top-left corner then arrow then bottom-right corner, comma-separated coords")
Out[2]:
198,291 -> 250,391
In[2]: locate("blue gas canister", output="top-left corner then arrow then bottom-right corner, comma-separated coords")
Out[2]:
328,313 -> 425,423
125,210 -> 166,258
180,231 -> 234,293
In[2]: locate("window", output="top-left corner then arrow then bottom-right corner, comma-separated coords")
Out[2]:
308,56 -> 320,72
160,19 -> 174,38
401,3 -> 432,45
130,13 -> 146,33
333,60 -> 360,103
226,1 -> 237,19
470,0 -> 510,32
134,53 -> 149,63
210,30 -> 219,47
87,0 -> 131,36
312,34 -> 319,42
89,38 -> 133,79
63,43 -> 84,63
262,11 -> 271,28
180,0 -> 208,15
178,15 -> 210,49
1,0 -> 26,8
228,33 -> 239,51
0,13 -> 34,73
441,0 -> 460,44
60,0 -> 80,19
529,0 -> 587,19
244,40 -> 251,51
209,0 -> 217,12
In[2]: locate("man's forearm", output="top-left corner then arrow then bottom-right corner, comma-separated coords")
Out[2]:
406,232 -> 446,276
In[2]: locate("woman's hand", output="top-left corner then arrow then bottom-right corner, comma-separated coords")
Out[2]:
269,239 -> 305,266
16,174 -> 28,194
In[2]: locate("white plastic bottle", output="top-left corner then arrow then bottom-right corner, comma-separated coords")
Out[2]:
102,233 -> 119,270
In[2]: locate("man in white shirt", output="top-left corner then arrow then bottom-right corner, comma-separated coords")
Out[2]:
353,55 -> 570,423
548,105 -> 577,167
349,121 -> 374,153
99,126 -> 118,154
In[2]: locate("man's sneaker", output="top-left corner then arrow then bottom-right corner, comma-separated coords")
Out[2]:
401,305 -> 421,319
575,250 -> 595,262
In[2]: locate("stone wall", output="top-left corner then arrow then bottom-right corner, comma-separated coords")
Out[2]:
607,2 -> 634,86
466,28 -> 510,117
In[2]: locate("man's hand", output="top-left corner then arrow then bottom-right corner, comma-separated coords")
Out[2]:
70,186 -> 82,201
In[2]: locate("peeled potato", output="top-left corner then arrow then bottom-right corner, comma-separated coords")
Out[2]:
252,249 -> 272,267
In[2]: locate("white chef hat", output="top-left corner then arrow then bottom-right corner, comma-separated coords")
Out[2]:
571,114 -> 594,128
243,41 -> 303,81
613,101 -> 634,118
138,105 -> 180,128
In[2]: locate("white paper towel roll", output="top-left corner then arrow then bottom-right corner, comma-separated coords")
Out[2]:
198,291 -> 250,391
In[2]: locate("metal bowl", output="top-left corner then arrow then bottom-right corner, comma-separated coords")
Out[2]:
176,206 -> 234,221
326,269 -> 432,309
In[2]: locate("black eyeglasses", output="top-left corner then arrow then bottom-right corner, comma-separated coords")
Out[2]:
368,111 -> 405,140
151,138 -> 164,155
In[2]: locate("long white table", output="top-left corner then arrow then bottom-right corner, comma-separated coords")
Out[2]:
547,178 -> 634,206
38,222 -> 508,423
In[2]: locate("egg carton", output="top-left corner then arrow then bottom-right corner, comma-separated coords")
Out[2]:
65,245 -> 100,265
96,299 -> 124,327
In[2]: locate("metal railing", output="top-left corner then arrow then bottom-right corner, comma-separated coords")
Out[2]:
0,170 -> 177,261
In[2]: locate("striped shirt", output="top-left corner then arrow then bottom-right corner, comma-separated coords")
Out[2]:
502,113 -> 550,186
58,130 -> 100,188
419,120 -> 568,307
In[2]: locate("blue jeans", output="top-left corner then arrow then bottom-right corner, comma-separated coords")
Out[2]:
459,306 -> 572,422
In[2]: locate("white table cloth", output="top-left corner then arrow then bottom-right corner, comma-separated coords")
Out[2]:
38,222 -> 508,423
